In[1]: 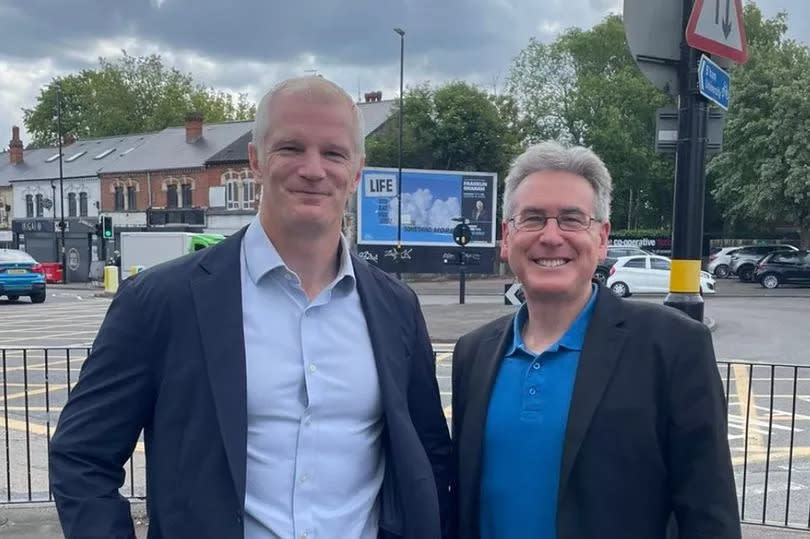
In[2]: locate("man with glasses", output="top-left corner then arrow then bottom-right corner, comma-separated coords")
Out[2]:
450,141 -> 740,538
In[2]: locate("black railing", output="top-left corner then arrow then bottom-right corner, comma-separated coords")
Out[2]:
0,347 -> 145,504
3,347 -> 810,532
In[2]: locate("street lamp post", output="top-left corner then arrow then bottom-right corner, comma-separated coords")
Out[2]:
393,27 -> 405,277
55,86 -> 67,284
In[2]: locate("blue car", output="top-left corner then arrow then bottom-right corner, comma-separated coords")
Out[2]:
0,249 -> 47,303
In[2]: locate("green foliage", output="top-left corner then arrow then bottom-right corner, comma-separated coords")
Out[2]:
708,3 -> 810,247
23,51 -> 256,147
365,81 -> 521,221
506,15 -> 675,230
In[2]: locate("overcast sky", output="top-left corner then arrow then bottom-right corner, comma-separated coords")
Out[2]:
1,0 -> 807,150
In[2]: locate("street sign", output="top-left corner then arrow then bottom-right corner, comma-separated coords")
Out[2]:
504,283 -> 525,306
655,107 -> 726,154
698,54 -> 730,110
686,0 -> 749,64
624,0 -> 683,97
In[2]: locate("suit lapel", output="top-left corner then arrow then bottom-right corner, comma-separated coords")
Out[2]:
352,257 -> 407,391
559,287 -> 628,495
459,316 -> 513,524
190,228 -> 248,503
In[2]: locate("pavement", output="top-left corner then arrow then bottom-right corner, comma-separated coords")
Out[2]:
0,504 -> 807,538
2,277 -> 798,538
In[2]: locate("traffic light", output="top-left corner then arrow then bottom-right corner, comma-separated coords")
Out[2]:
101,216 -> 113,239
452,223 -> 471,247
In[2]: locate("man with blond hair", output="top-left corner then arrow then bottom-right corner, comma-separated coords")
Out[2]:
51,76 -> 453,539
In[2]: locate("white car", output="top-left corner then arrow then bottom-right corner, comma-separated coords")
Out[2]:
607,254 -> 716,297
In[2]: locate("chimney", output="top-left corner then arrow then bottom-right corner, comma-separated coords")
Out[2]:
364,91 -> 383,103
185,111 -> 203,143
9,126 -> 23,165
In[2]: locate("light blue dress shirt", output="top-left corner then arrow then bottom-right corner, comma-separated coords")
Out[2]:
240,218 -> 384,539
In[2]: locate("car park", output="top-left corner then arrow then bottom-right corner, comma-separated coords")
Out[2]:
729,244 -> 798,282
0,249 -> 47,303
607,254 -> 716,297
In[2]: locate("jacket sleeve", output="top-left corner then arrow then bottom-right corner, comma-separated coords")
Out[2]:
406,290 -> 455,538
49,278 -> 156,539
668,323 -> 741,539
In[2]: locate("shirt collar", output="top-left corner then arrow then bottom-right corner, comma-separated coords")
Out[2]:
506,284 -> 599,356
243,217 -> 356,292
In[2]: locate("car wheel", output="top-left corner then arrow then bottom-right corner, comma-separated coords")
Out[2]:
7,295 -> 19,302
738,265 -> 755,282
594,269 -> 608,284
714,264 -> 730,278
30,292 -> 46,304
760,273 -> 780,289
610,282 -> 630,298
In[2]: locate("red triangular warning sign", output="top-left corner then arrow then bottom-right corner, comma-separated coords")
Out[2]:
686,0 -> 749,64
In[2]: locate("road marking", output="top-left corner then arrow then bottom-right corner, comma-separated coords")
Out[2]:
4,385 -> 68,402
732,364 -> 766,451
0,417 -> 144,454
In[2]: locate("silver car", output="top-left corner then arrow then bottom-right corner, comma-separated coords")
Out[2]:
706,246 -> 746,278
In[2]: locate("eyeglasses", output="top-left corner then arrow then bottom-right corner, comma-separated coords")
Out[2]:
507,211 -> 599,232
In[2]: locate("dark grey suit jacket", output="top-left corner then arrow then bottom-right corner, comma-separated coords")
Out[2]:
452,286 -> 740,539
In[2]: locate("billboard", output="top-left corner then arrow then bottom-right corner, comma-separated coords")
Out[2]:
357,167 -> 498,247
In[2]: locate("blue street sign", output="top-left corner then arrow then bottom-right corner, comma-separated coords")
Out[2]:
698,54 -> 730,111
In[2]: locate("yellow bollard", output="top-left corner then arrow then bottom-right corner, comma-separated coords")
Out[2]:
104,265 -> 119,294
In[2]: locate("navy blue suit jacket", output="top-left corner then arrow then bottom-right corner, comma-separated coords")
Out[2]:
49,228 -> 453,539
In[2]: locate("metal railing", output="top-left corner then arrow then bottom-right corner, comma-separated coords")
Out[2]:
0,347 -> 145,504
3,347 -> 810,531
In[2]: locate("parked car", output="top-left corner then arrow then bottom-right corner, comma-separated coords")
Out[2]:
0,249 -> 47,303
706,246 -> 746,278
729,244 -> 799,282
594,246 -> 654,284
607,254 -> 716,297
754,250 -> 810,289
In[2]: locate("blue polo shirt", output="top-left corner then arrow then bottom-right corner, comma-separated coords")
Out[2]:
480,285 -> 598,539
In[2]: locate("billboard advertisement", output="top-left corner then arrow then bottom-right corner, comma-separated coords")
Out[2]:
357,167 -> 498,247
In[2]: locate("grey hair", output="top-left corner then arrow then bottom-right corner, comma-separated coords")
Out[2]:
251,75 -> 365,161
502,140 -> 612,222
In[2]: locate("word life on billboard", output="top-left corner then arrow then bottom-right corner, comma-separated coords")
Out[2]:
357,167 -> 497,247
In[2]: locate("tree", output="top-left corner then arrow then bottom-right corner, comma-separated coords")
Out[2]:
708,5 -> 810,247
23,51 -> 255,147
365,81 -> 521,220
506,15 -> 674,231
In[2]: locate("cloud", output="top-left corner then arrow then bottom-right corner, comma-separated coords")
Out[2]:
1,0 -> 808,152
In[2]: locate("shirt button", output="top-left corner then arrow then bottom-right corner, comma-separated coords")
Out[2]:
304,417 -> 312,426
301,533 -> 309,539
284,273 -> 292,280
532,362 -> 541,370
309,364 -> 317,373
300,473 -> 310,483
528,387 -> 537,396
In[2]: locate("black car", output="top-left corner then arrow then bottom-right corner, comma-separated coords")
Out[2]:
729,244 -> 798,282
594,246 -> 653,284
755,250 -> 810,289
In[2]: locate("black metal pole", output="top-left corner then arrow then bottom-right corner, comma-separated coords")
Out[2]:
394,27 -> 405,280
56,86 -> 67,284
459,253 -> 466,305
51,181 -> 57,262
397,30 -> 404,248
664,0 -> 708,323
